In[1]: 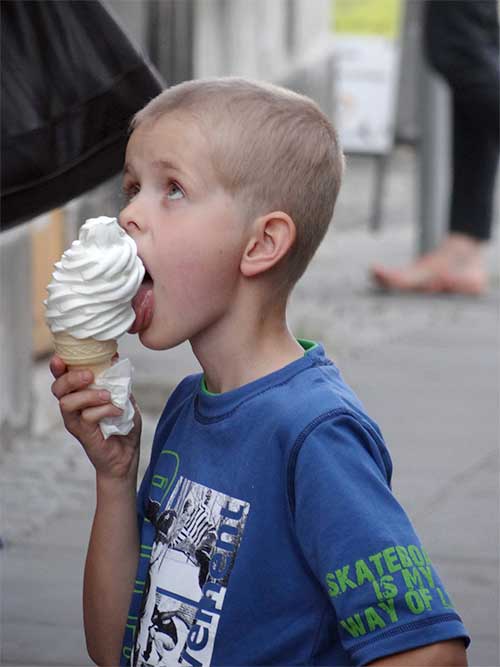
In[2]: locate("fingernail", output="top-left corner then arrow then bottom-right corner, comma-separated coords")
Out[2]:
99,391 -> 111,401
80,371 -> 92,381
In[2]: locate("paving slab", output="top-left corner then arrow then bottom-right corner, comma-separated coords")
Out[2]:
1,146 -> 498,666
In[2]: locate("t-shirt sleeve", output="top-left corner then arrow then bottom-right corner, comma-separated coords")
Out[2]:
292,411 -> 470,666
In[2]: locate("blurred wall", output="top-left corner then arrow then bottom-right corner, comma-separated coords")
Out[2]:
0,224 -> 32,452
105,0 -> 334,100
194,0 -> 335,117
194,0 -> 331,80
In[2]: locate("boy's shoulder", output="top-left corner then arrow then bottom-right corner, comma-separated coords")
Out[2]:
169,371 -> 202,405
155,342 -> 385,457
161,342 -> 377,428
265,343 -> 381,439
269,346 -> 388,471
216,344 -> 379,440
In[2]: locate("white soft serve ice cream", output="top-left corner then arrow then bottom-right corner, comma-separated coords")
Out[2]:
45,216 -> 145,340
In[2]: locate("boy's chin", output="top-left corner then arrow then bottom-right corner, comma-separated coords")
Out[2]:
137,327 -> 186,352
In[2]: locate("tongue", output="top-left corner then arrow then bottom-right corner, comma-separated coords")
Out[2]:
129,283 -> 154,334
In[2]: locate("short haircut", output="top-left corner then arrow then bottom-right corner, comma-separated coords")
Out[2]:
132,77 -> 344,288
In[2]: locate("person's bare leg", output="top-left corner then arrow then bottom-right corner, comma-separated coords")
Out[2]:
371,232 -> 488,294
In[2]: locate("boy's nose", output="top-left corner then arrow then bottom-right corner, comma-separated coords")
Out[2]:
119,205 -> 142,235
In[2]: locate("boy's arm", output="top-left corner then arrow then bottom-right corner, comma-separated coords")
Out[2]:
293,414 -> 470,664
50,356 -> 142,665
368,639 -> 467,666
84,474 -> 139,666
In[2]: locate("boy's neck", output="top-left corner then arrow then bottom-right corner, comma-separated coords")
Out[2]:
190,295 -> 304,394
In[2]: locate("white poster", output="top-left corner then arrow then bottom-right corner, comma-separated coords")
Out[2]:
332,0 -> 402,154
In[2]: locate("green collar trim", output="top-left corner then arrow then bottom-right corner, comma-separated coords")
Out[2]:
200,338 -> 319,396
299,338 -> 318,352
201,378 -> 221,397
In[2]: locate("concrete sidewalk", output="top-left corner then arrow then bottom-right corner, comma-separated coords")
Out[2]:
1,148 -> 499,666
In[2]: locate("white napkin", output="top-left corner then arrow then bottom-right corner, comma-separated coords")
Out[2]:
91,358 -> 135,439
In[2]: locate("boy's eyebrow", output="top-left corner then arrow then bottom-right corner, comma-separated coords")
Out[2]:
154,158 -> 203,190
152,159 -> 183,173
122,159 -> 183,175
123,158 -> 206,190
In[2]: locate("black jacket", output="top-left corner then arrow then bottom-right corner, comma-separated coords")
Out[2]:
1,0 -> 163,230
424,0 -> 500,89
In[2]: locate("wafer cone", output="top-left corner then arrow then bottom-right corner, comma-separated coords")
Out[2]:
52,331 -> 117,378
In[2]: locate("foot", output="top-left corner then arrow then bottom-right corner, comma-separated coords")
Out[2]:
371,234 -> 488,295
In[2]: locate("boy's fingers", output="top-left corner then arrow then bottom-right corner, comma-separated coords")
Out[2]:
59,389 -> 112,415
49,354 -> 66,378
51,369 -> 95,399
81,404 -> 123,425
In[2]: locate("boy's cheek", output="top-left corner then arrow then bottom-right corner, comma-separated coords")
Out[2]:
155,243 -> 241,311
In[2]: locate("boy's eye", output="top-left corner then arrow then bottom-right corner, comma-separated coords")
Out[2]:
166,182 -> 184,200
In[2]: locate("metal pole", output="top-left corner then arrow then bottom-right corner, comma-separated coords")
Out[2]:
416,6 -> 451,256
370,154 -> 389,232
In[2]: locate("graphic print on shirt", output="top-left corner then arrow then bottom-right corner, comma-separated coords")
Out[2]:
132,476 -> 250,667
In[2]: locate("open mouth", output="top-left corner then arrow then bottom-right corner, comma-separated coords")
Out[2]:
129,262 -> 154,334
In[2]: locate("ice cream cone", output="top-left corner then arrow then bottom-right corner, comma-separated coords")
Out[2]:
52,331 -> 117,378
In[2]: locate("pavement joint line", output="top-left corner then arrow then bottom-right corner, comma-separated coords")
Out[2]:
429,555 -> 499,566
412,450 -> 499,522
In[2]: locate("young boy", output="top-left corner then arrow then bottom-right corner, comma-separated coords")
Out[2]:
50,78 -> 469,666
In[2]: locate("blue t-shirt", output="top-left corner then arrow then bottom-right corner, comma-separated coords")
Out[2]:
121,341 -> 469,666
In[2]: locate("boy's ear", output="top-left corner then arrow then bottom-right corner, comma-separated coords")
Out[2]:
240,211 -> 296,278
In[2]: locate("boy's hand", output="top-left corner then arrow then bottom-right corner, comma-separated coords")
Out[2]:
50,354 -> 142,482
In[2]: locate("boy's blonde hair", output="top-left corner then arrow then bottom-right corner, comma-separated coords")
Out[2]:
132,77 -> 344,288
